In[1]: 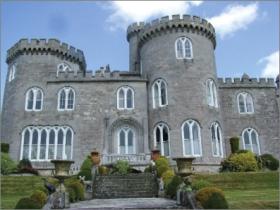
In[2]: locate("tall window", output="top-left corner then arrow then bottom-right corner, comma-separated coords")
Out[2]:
206,79 -> 218,108
182,120 -> 202,156
58,87 -> 75,111
118,127 -> 135,154
238,92 -> 254,114
25,87 -> 43,111
57,63 -> 72,76
8,64 -> 16,82
152,79 -> 168,108
242,128 -> 260,155
211,122 -> 223,157
154,123 -> 170,156
175,37 -> 193,59
20,126 -> 73,161
117,86 -> 134,110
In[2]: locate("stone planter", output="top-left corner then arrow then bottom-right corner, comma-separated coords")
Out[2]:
173,157 -> 195,177
151,149 -> 160,161
51,160 -> 74,177
91,151 -> 101,166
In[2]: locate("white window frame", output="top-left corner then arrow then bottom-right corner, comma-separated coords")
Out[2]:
181,119 -> 202,157
117,127 -> 135,154
25,87 -> 43,111
210,122 -> 223,157
57,87 -> 75,111
175,37 -> 193,59
237,92 -> 254,114
242,128 -> 261,155
152,79 -> 168,109
153,123 -> 171,156
20,126 -> 74,161
57,62 -> 72,76
8,64 -> 16,82
117,86 -> 135,110
206,79 -> 218,108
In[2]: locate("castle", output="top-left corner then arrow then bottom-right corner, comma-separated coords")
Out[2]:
2,14 -> 279,173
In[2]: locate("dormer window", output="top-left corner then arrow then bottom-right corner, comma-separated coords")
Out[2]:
175,37 -> 193,59
57,63 -> 72,76
8,64 -> 16,82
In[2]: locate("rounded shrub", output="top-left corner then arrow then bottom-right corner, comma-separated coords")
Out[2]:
30,190 -> 47,208
66,181 -> 85,201
162,169 -> 175,186
1,152 -> 17,175
36,185 -> 49,195
260,154 -> 279,171
98,165 -> 109,175
229,136 -> 239,153
113,160 -> 130,175
15,197 -> 41,209
191,179 -> 212,191
203,192 -> 229,209
165,175 -> 183,198
77,156 -> 92,180
67,187 -> 76,202
195,187 -> 224,207
155,156 -> 170,177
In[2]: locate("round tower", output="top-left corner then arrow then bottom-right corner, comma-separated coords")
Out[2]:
127,14 -> 223,170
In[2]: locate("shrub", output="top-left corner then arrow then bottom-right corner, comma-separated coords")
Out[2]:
165,175 -> 183,198
203,192 -> 229,209
195,187 -> 224,207
220,151 -> 258,172
36,185 -> 49,195
144,164 -> 153,173
67,187 -> 76,202
15,197 -> 41,209
260,154 -> 279,171
191,179 -> 212,191
113,160 -> 130,175
66,180 -> 85,201
1,152 -> 17,175
229,137 -> 239,153
1,143 -> 9,153
98,165 -> 109,175
162,169 -> 175,186
30,190 -> 47,208
17,158 -> 39,175
77,156 -> 92,180
155,156 -> 170,177
236,149 -> 249,154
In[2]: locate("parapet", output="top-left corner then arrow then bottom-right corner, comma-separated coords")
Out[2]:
127,14 -> 216,48
218,77 -> 276,88
6,39 -> 86,70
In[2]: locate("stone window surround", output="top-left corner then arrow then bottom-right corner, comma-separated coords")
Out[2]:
153,122 -> 170,157
117,126 -> 136,154
237,92 -> 254,114
175,36 -> 193,59
210,122 -> 223,157
8,63 -> 16,82
206,79 -> 218,108
241,127 -> 261,155
117,86 -> 135,110
25,87 -> 43,112
57,86 -> 75,111
57,62 -> 72,77
152,79 -> 168,109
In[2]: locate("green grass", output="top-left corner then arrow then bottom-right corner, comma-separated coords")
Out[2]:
193,171 -> 279,209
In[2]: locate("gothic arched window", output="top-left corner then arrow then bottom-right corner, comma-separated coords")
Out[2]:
57,62 -> 72,76
211,122 -> 223,157
154,123 -> 170,156
118,127 -> 135,154
182,119 -> 202,156
237,92 -> 254,114
152,79 -> 168,108
58,87 -> 75,111
206,79 -> 218,108
242,128 -> 260,154
117,86 -> 134,110
175,37 -> 193,59
8,64 -> 16,82
25,87 -> 43,111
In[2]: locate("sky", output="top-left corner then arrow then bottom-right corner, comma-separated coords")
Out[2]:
1,1 -> 279,104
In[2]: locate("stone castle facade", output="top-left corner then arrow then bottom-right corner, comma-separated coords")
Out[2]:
2,14 -> 279,173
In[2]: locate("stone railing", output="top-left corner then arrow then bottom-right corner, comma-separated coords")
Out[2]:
101,154 -> 151,165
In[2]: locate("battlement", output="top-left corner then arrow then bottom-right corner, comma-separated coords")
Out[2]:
6,39 -> 86,70
218,77 -> 276,88
127,14 -> 216,48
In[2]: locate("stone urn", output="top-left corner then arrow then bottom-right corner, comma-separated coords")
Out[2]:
173,157 -> 195,177
151,148 -> 161,161
51,160 -> 74,178
91,150 -> 101,166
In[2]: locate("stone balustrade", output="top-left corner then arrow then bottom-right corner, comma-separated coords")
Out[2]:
101,154 -> 151,165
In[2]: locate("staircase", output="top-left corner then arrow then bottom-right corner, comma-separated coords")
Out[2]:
92,173 -> 158,198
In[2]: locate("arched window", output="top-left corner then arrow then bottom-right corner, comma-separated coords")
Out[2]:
117,87 -> 134,110
211,122 -> 223,157
20,126 -> 74,161
242,128 -> 260,154
182,120 -> 202,156
237,92 -> 254,114
154,123 -> 170,156
175,37 -> 193,59
58,87 -> 75,111
118,127 -> 135,154
25,87 -> 43,111
57,62 -> 72,76
8,64 -> 16,82
152,79 -> 168,108
206,79 -> 218,108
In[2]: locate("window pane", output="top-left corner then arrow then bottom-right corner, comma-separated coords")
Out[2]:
176,39 -> 183,58
60,90 -> 66,109
184,139 -> 191,155
57,130 -> 64,159
207,81 -> 212,105
160,82 -> 167,105
246,95 -> 253,113
156,127 -> 161,143
193,124 -> 200,155
211,126 -> 217,156
31,130 -> 38,159
127,130 -> 134,154
40,130 -> 47,159
35,90 -> 42,110
251,131 -> 258,153
27,91 -> 34,110
184,124 -> 190,140
185,39 -> 191,58
162,126 -> 169,156
65,130 -> 72,159
217,127 -> 221,156
67,90 -> 74,109
23,130 -> 30,159
119,89 -> 125,108
48,130 -> 55,160
162,126 -> 168,142
239,95 -> 245,113
126,89 -> 133,108
154,83 -> 159,107
243,131 -> 251,150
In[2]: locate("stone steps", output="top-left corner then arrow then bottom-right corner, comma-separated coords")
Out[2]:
93,173 -> 158,198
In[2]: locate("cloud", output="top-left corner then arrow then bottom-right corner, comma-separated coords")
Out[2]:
208,3 -> 258,39
104,1 -> 203,30
258,51 -> 279,78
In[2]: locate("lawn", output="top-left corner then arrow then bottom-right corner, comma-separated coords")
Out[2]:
193,171 -> 279,209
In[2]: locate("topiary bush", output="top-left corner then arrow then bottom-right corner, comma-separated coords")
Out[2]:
191,179 -> 212,191
15,197 -> 41,209
229,137 -> 239,153
155,156 -> 170,177
66,180 -> 85,201
1,152 -> 17,175
112,160 -> 131,175
203,192 -> 229,209
162,169 -> 175,186
98,165 -> 110,175
195,187 -> 225,208
17,158 -> 39,175
260,154 -> 279,171
77,156 -> 92,180
1,143 -> 9,153
165,175 -> 183,198
30,190 -> 47,208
